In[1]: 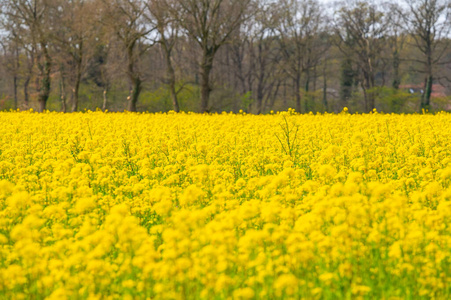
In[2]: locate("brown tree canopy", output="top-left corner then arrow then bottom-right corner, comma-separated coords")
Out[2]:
0,0 -> 450,113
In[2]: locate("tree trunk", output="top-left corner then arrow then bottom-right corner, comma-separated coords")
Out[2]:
422,75 -> 432,111
340,57 -> 353,107
368,92 -> 375,111
268,80 -> 281,110
313,65 -> 317,100
128,77 -> 141,112
72,83 -> 79,112
126,43 -> 142,112
200,49 -> 214,113
37,45 -> 52,112
256,79 -> 264,114
72,63 -> 82,112
60,71 -> 67,113
361,70 -> 375,112
368,74 -> 375,110
294,75 -> 301,113
73,42 -> 84,112
13,76 -> 18,110
13,45 -> 19,110
232,44 -> 246,113
24,50 -> 34,109
304,69 -> 310,112
165,53 -> 179,112
322,58 -> 328,111
392,48 -> 400,90
38,98 -> 46,112
102,89 -> 107,111
255,40 -> 265,114
361,81 -> 368,112
24,78 -> 30,108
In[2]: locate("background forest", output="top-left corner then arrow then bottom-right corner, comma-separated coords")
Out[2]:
0,0 -> 450,113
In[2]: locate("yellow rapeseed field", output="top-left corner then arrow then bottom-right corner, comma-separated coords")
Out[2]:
0,110 -> 450,299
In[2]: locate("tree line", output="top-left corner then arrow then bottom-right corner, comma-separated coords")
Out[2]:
0,0 -> 450,113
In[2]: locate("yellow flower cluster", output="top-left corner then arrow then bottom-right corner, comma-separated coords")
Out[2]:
0,110 -> 450,299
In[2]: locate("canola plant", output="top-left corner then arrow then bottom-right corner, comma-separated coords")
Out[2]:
0,110 -> 450,299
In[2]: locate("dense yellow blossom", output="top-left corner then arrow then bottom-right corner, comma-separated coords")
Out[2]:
0,110 -> 450,299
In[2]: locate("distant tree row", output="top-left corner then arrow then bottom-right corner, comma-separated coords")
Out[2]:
0,0 -> 450,113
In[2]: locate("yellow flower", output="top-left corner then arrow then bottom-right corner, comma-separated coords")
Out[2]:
233,287 -> 255,299
388,242 -> 402,259
274,274 -> 298,296
0,111 -> 449,298
74,196 -> 97,214
179,184 -> 204,206
7,191 -> 31,210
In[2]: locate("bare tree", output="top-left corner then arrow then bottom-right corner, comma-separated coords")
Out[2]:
275,0 -> 324,113
228,34 -> 252,110
385,4 -> 407,90
84,25 -> 118,112
52,0 -> 98,112
171,0 -> 252,112
1,0 -> 54,112
100,0 -> 155,112
401,0 -> 451,111
222,1 -> 280,113
21,42 -> 36,109
334,1 -> 389,112
0,28 -> 21,109
146,0 -> 180,112
249,2 -> 282,114
302,19 -> 329,112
